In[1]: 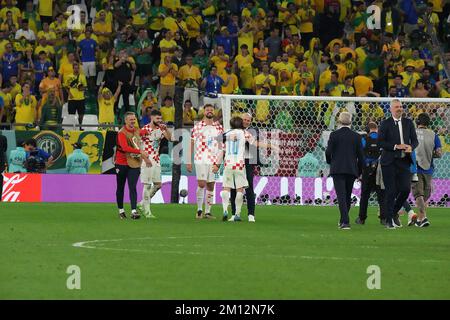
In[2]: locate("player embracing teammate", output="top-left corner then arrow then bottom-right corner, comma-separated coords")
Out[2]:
215,116 -> 276,222
187,104 -> 224,219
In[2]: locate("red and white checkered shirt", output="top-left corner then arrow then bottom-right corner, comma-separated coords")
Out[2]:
191,120 -> 224,165
224,129 -> 254,170
140,124 -> 164,164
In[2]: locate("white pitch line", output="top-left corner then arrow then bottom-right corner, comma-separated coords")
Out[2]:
72,235 -> 226,249
71,236 -> 446,263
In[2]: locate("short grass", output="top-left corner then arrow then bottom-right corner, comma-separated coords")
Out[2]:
0,203 -> 449,299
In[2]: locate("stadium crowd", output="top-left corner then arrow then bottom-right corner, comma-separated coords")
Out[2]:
0,0 -> 449,131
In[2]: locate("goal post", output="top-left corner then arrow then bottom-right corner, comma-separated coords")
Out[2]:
219,94 -> 450,207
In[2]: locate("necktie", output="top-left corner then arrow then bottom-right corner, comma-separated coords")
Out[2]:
395,119 -> 405,157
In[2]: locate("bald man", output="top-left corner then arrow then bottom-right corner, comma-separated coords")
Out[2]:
378,99 -> 418,229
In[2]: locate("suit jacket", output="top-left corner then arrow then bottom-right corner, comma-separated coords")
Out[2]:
378,117 -> 418,166
326,127 -> 364,178
0,134 -> 7,172
245,126 -> 260,166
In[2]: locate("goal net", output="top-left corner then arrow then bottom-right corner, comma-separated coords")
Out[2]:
219,95 -> 450,207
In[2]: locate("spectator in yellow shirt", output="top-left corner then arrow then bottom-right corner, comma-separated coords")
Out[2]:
235,44 -> 254,93
159,30 -> 177,62
209,45 -> 229,78
0,0 -> 21,25
158,55 -> 178,103
178,54 -> 202,108
37,0 -> 53,24
160,95 -> 175,125
64,62 -> 87,126
325,71 -> 345,97
98,81 -> 122,126
14,83 -> 38,130
400,63 -> 421,92
93,10 -> 113,47
34,37 -> 55,59
253,63 -> 276,95
405,48 -> 425,73
221,66 -> 239,94
182,99 -> 197,126
50,13 -> 67,47
129,0 -> 150,28
353,69 -> 374,96
186,5 -> 203,41
37,22 -> 56,46
298,4 -> 315,48
238,20 -> 255,56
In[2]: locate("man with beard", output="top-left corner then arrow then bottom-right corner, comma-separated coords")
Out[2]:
186,104 -> 224,219
137,110 -> 172,218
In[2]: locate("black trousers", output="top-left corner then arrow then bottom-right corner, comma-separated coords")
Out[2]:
116,165 -> 140,210
231,163 -> 255,216
115,83 -> 133,115
381,158 -> 411,223
332,174 -> 356,225
358,165 -> 385,220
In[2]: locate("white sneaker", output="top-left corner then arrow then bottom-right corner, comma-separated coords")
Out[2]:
248,215 -> 255,222
228,215 -> 236,221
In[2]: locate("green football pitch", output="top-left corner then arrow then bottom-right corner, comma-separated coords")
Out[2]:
1,203 -> 449,300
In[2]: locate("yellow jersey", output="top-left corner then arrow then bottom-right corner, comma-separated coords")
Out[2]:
98,96 -> 115,124
15,94 -> 37,129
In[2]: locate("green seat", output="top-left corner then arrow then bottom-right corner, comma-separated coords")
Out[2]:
160,153 -> 172,175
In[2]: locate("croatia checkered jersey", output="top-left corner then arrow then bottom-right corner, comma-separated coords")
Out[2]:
191,120 -> 224,164
223,129 -> 255,170
140,124 -> 164,164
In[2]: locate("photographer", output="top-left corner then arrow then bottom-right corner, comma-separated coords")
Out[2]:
355,122 -> 386,225
23,138 -> 54,173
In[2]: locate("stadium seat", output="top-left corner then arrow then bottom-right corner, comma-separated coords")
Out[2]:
62,115 -> 78,131
81,115 -> 99,131
160,154 -> 172,174
62,103 -> 69,118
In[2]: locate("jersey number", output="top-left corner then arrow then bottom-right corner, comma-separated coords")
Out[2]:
227,140 -> 239,155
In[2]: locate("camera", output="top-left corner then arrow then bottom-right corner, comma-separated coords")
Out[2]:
25,150 -> 47,173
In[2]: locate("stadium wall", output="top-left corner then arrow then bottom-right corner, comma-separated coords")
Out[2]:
2,173 -> 449,206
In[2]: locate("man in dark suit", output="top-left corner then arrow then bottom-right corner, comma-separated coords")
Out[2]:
0,132 -> 7,201
326,112 -> 364,229
378,99 -> 418,229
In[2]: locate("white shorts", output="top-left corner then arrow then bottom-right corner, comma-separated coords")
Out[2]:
140,164 -> 161,184
195,163 -> 217,183
222,168 -> 248,189
82,61 -> 96,77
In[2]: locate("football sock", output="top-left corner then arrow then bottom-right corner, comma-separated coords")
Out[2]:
148,184 -> 160,202
235,192 -> 244,216
196,187 -> 205,211
221,190 -> 230,213
205,190 -> 214,213
143,184 -> 152,213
